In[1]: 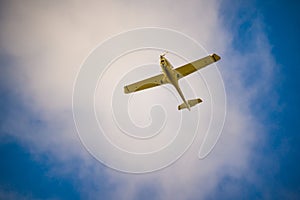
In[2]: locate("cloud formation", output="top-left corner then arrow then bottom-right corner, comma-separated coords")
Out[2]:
0,0 -> 277,199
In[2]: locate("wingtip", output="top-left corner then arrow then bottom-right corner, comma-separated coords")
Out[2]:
124,86 -> 130,94
211,53 -> 221,62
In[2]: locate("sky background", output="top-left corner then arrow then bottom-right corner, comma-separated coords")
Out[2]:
0,0 -> 300,199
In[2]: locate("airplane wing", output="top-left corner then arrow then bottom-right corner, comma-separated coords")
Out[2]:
175,54 -> 221,79
124,73 -> 168,94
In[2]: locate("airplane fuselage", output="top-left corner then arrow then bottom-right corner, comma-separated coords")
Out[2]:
160,56 -> 191,110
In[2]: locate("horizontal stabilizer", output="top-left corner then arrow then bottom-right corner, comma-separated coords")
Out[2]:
178,98 -> 202,110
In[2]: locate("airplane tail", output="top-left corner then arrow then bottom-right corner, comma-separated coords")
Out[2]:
178,98 -> 202,110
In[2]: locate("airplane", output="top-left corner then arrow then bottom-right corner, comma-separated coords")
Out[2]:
124,53 -> 221,111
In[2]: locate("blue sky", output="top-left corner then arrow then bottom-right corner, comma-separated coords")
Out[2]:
257,0 -> 300,197
0,0 -> 300,199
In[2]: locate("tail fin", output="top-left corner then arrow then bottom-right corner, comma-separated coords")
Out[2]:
178,98 -> 202,110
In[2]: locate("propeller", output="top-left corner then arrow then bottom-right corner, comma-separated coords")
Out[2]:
160,51 -> 169,57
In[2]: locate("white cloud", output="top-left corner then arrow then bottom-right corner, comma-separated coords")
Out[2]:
0,0 -> 276,199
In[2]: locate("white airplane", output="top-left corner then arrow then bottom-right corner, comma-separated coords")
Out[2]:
124,53 -> 221,111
